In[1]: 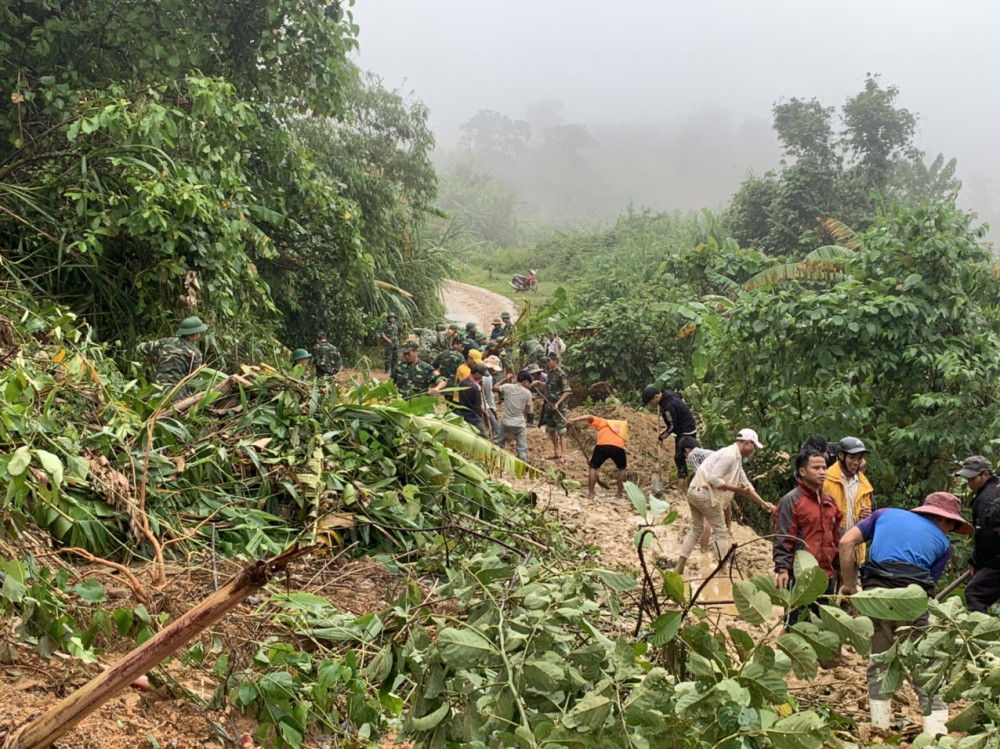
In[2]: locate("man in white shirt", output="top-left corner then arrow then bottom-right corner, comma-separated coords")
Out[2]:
676,428 -> 774,575
545,332 -> 566,358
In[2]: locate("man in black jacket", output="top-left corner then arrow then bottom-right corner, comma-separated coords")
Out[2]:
955,454 -> 1000,612
642,384 -> 698,491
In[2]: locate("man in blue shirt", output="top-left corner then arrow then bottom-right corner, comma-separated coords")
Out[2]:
839,492 -> 972,736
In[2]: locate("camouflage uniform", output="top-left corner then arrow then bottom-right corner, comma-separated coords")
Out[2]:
312,341 -> 342,376
433,348 -> 465,384
542,365 -> 571,434
381,319 -> 400,371
520,339 -> 546,368
138,337 -> 202,396
392,359 -> 441,398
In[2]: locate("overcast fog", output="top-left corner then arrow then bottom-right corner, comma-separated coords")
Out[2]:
352,0 -> 1000,230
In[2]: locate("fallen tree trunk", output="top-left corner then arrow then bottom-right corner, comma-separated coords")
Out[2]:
2,545 -> 315,749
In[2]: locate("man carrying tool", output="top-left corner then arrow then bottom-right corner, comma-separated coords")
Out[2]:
567,414 -> 627,499
955,455 -> 1000,612
642,384 -> 698,491
839,491 -> 970,735
540,353 -> 572,462
676,429 -> 772,575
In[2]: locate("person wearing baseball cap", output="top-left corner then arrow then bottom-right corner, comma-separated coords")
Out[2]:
955,455 -> 1000,614
839,491 -> 970,734
675,427 -> 773,575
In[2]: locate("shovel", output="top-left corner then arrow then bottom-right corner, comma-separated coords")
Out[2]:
652,440 -> 665,493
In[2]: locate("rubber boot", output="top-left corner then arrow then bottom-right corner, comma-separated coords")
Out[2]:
922,709 -> 949,737
869,699 -> 891,730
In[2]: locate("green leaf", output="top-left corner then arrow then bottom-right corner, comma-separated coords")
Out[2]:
436,627 -> 495,668
562,692 -> 613,730
660,570 -> 686,604
625,481 -> 647,516
596,569 -> 637,593
849,584 -> 928,620
789,622 -> 839,660
70,579 -> 107,603
765,710 -> 826,749
733,580 -> 772,625
776,632 -> 818,680
522,660 -> 565,691
35,449 -> 64,486
788,565 -> 831,609
410,701 -> 449,731
649,611 -> 682,646
817,604 -> 873,655
7,446 -> 31,477
792,550 -> 819,580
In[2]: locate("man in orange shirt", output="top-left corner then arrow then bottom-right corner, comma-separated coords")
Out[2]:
568,414 -> 627,499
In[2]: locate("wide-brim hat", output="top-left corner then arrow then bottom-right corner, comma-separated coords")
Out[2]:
911,491 -> 973,534
483,355 -> 502,372
176,316 -> 208,336
492,318 -> 502,325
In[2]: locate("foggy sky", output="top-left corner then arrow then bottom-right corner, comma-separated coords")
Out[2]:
351,0 -> 1000,220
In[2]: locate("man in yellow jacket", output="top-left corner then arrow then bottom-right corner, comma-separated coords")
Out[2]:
824,437 -> 874,569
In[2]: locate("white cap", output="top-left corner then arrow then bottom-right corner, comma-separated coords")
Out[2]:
736,428 -> 763,448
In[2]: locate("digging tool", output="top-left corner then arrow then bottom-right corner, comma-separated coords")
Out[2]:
652,440 -> 665,493
935,569 -> 973,600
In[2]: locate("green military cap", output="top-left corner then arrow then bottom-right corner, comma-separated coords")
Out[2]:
291,348 -> 312,363
176,316 -> 208,336
401,340 -> 419,353
435,323 -> 446,331
387,312 -> 397,320
465,322 -> 476,331
447,323 -> 459,331
500,311 -> 511,320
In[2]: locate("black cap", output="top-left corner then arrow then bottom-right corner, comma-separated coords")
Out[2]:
641,385 -> 659,405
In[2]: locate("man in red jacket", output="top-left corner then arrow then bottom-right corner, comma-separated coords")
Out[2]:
773,448 -> 843,612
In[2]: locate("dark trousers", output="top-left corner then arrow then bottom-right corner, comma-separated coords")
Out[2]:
674,432 -> 696,478
966,567 -> 1000,613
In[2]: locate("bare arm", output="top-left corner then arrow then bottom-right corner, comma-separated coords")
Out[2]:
838,526 -> 864,595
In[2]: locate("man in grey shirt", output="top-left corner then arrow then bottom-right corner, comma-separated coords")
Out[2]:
494,370 -> 534,461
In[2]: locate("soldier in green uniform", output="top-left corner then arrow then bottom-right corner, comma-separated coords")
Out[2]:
391,341 -> 446,398
433,323 -> 451,352
380,313 -> 400,372
311,332 -> 342,377
138,315 -> 208,398
291,348 -> 312,365
433,338 -> 466,386
500,311 -> 514,337
519,337 -> 546,370
542,353 -> 572,461
466,322 -> 488,348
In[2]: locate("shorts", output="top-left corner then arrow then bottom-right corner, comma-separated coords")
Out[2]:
589,444 -> 627,470
542,405 -> 567,435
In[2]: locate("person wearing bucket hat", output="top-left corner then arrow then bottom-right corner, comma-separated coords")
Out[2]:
490,318 -> 505,341
839,491 -> 969,734
954,454 -> 1000,613
137,316 -> 208,397
380,314 -> 400,373
290,348 -> 312,365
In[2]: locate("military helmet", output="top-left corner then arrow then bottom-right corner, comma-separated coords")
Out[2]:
465,322 -> 476,332
435,323 -> 446,332
401,340 -> 419,353
387,312 -> 397,320
838,436 -> 868,455
501,311 -> 511,320
176,316 -> 208,336
291,348 -> 312,363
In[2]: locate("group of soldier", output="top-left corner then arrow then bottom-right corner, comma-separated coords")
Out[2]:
138,311 -> 576,465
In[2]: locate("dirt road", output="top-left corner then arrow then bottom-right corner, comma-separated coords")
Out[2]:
441,279 -> 515,331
